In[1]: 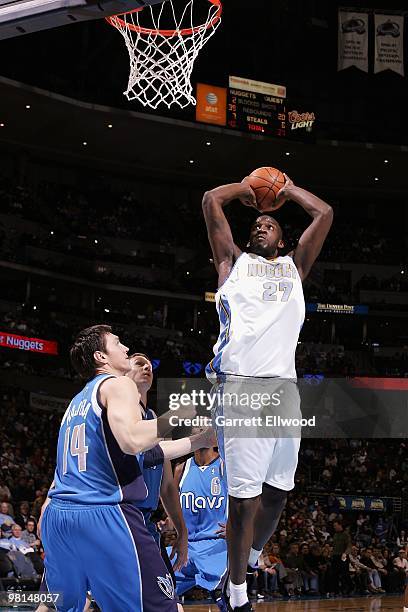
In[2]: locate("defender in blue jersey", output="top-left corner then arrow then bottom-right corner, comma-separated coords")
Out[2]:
171,445 -> 228,611
40,324 -> 214,612
128,353 -> 187,577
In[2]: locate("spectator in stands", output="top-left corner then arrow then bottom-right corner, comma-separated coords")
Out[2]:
21,519 -> 41,552
8,523 -> 43,574
397,529 -> 408,548
0,502 -> 14,527
331,520 -> 353,595
348,545 -> 372,594
360,548 -> 385,593
0,482 -> 11,501
256,543 -> 285,598
283,543 -> 304,597
14,501 -> 33,529
372,548 -> 388,587
303,543 -> 326,594
392,549 -> 408,592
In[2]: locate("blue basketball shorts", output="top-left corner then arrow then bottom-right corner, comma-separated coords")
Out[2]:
42,499 -> 177,612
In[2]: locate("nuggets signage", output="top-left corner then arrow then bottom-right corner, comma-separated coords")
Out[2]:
0,331 -> 58,355
337,495 -> 388,512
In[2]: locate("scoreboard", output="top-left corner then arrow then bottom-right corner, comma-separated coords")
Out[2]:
227,88 -> 287,138
196,77 -> 316,140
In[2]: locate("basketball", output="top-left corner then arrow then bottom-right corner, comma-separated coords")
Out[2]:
247,166 -> 286,212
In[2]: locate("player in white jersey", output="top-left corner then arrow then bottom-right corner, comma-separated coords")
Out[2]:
202,175 -> 333,611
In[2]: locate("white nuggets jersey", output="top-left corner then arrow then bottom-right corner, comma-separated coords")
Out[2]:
206,252 -> 305,380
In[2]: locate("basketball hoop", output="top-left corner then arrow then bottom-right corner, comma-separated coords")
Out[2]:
106,0 -> 222,109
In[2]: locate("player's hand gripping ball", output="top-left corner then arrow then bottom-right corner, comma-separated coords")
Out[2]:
245,166 -> 288,212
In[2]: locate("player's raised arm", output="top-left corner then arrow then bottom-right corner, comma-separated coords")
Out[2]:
278,175 -> 333,281
202,182 -> 256,286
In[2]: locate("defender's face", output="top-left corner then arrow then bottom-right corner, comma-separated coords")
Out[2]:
128,355 -> 153,391
103,333 -> 130,374
248,216 -> 284,257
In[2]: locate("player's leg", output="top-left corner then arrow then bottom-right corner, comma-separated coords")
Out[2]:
190,539 -> 228,611
82,504 -> 177,612
223,436 -> 270,610
41,503 -> 88,612
251,435 -> 300,559
250,381 -> 302,566
250,483 -> 288,561
213,379 -> 269,610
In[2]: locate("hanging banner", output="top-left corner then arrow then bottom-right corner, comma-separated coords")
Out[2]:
374,14 -> 404,76
338,10 -> 369,73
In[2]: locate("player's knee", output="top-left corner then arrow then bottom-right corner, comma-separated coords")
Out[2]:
229,496 -> 258,526
262,483 -> 287,510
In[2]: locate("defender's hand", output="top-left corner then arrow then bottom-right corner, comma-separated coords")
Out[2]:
170,529 -> 188,571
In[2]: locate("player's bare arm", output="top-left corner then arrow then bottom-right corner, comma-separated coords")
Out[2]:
101,376 -> 172,454
173,461 -> 185,490
202,182 -> 256,286
279,175 -> 333,281
159,427 -> 217,460
160,460 -> 188,571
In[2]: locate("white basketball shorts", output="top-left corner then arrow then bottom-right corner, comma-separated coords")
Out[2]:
211,376 -> 301,498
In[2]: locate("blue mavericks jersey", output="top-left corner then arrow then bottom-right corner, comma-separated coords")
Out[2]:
50,374 -> 148,504
137,408 -> 164,513
179,456 -> 227,542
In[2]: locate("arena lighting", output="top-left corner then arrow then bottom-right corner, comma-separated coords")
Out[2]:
50,230 -> 54,235
285,152 -> 290,156
189,159 -> 194,164
0,123 -> 4,127
82,141 -> 87,146
94,239 -> 98,244
205,141 -> 211,146
374,177 -> 379,181
104,308 -> 110,313
25,104 -> 30,109
107,124 -> 113,128
384,159 -> 389,163
186,271 -> 190,275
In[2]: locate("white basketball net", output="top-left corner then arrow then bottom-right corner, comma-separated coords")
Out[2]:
107,0 -> 222,109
